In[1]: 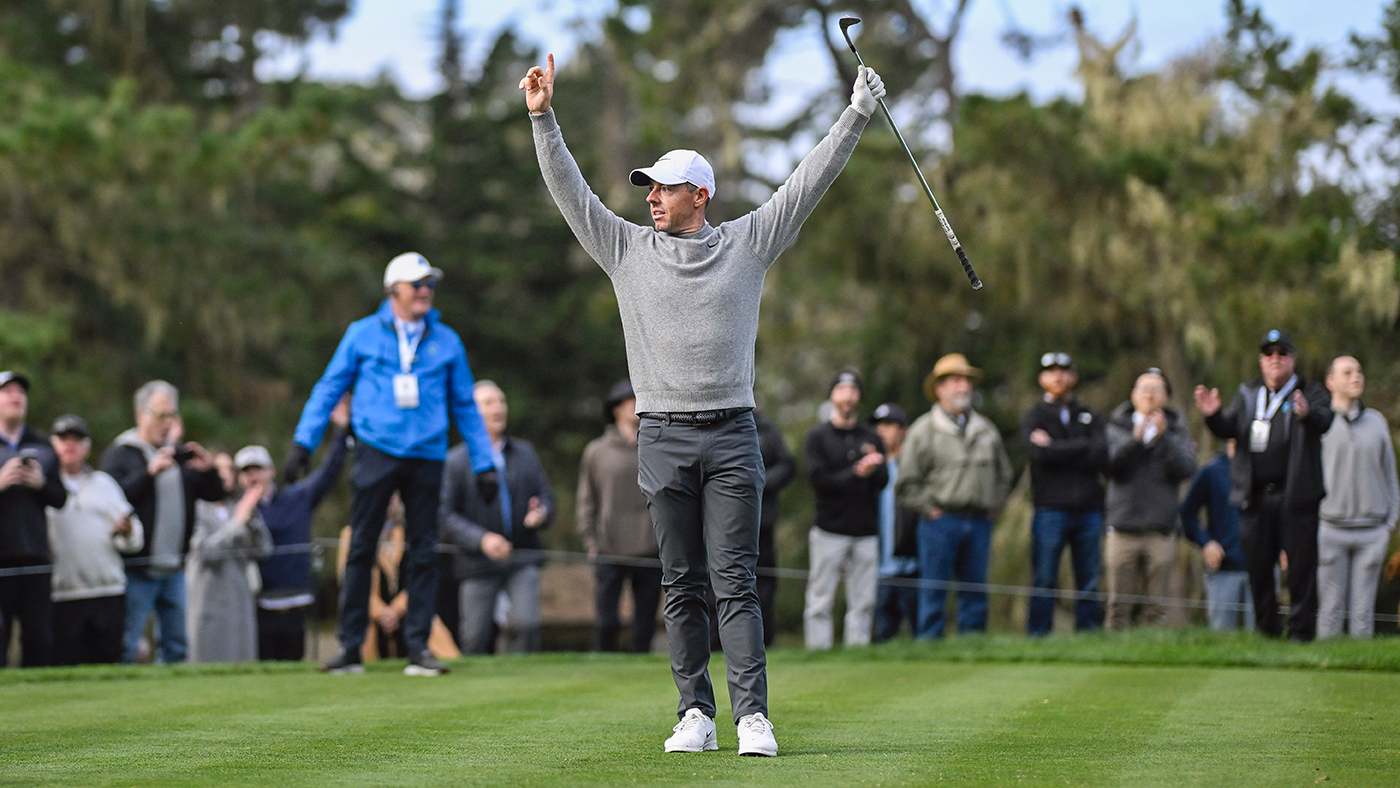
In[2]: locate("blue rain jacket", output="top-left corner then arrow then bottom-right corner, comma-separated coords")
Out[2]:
294,300 -> 494,471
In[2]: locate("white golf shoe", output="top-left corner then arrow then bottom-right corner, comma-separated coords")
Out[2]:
736,712 -> 777,757
664,708 -> 718,752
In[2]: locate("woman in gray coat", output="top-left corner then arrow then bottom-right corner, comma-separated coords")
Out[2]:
186,452 -> 271,663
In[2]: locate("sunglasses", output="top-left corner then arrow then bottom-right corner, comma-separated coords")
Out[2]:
1040,352 -> 1072,370
410,278 -> 437,290
1261,347 -> 1292,358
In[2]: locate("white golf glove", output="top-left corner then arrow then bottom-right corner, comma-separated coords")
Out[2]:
850,65 -> 886,117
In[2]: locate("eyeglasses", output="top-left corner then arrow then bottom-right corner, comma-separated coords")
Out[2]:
1040,352 -> 1072,369
410,278 -> 437,290
145,410 -> 179,421
1261,347 -> 1292,358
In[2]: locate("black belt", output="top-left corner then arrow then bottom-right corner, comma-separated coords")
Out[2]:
1256,482 -> 1285,494
638,408 -> 751,425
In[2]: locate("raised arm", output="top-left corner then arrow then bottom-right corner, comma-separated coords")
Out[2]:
742,68 -> 882,265
1200,385 -> 1246,440
524,54 -> 635,274
293,425 -> 351,508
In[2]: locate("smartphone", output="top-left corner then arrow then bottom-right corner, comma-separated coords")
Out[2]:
172,445 -> 196,463
18,447 -> 40,466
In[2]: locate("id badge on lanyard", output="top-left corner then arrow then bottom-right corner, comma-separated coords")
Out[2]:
394,322 -> 423,410
1250,376 -> 1296,454
393,373 -> 419,409
1249,419 -> 1271,453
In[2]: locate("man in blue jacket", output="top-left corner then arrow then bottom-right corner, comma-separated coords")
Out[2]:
286,253 -> 497,676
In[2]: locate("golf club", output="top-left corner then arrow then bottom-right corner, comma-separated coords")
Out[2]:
839,16 -> 983,291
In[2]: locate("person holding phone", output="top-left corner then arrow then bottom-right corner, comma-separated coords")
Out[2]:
0,371 -> 68,667
101,380 -> 224,663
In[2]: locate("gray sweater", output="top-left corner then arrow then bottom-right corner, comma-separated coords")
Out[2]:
1319,404 -> 1400,528
531,107 -> 870,413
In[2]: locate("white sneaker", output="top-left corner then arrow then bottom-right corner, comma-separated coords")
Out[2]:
736,712 -> 777,757
664,708 -> 718,753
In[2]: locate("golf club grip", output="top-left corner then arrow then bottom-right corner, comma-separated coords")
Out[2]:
955,246 -> 983,290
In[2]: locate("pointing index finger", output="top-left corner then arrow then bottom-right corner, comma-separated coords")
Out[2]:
545,52 -> 554,81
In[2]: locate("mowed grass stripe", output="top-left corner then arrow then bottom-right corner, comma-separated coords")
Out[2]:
1147,668 -> 1398,786
4,643 -> 1400,787
900,664 -> 1196,783
1118,668 -> 1382,787
4,660 -> 679,786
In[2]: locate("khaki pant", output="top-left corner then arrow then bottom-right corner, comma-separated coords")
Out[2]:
1104,529 -> 1177,630
804,528 -> 878,649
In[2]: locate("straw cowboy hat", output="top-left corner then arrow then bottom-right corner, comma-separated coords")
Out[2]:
923,353 -> 982,401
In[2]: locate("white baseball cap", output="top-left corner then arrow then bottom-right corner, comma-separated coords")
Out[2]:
234,445 -> 275,470
383,252 -> 444,288
629,150 -> 716,199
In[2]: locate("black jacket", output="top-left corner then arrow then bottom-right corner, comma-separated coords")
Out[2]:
439,436 -> 555,581
1105,403 -> 1197,533
0,426 -> 67,565
756,412 -> 796,568
804,421 -> 888,538
1203,376 -> 1333,511
99,440 -> 225,579
1020,397 -> 1107,511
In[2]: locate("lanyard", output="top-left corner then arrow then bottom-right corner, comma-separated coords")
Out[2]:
394,320 -> 424,375
1255,375 -> 1297,422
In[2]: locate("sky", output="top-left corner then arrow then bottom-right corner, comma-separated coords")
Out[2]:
259,0 -> 1395,108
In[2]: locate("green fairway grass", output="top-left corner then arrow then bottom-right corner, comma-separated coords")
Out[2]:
3,631 -> 1398,787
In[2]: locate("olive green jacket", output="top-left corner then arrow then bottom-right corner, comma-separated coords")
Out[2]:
896,405 -> 1015,516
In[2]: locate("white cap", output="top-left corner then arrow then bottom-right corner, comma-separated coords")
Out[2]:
629,150 -> 716,199
383,252 -> 444,288
234,445 -> 275,470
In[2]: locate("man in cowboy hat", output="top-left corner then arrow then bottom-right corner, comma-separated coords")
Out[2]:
896,354 -> 1014,639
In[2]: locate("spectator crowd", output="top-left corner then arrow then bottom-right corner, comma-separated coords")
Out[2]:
4,293 -> 1400,668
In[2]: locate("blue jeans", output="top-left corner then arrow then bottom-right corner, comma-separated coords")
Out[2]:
916,514 -> 992,639
1204,570 -> 1255,632
123,571 -> 188,664
1027,508 -> 1104,636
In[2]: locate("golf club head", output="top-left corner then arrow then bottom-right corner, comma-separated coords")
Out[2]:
839,16 -> 861,51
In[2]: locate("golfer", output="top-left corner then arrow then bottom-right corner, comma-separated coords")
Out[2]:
521,53 -> 885,756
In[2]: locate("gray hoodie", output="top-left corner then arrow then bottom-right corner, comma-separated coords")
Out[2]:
1319,403 -> 1400,528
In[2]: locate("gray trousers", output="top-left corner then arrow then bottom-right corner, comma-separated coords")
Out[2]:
1317,522 -> 1391,638
637,411 -> 766,724
458,564 -> 542,654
